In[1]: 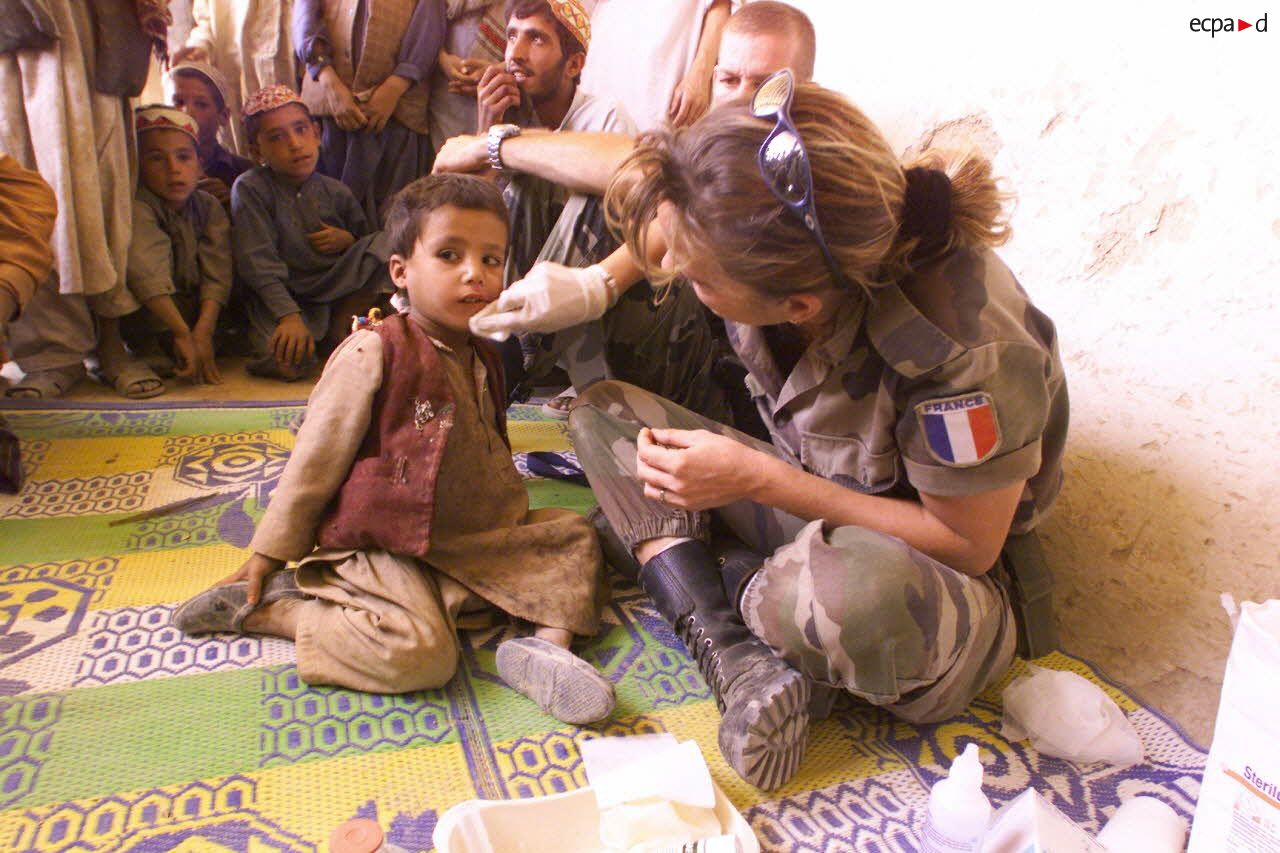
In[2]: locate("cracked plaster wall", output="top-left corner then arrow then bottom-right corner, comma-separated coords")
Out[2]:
794,1 -> 1278,744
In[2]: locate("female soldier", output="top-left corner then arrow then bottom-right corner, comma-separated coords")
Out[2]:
477,72 -> 1068,791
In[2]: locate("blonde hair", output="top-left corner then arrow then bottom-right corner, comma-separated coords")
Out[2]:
606,83 -> 1012,298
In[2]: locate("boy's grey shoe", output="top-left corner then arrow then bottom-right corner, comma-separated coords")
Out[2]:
173,571 -> 302,634
496,636 -> 616,725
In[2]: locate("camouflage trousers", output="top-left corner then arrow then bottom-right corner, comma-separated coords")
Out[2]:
509,191 -> 730,422
569,381 -> 1017,724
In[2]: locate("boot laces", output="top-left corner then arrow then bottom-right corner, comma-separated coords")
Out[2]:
676,614 -> 728,710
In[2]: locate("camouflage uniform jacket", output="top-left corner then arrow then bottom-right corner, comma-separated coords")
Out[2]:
727,248 -> 1068,536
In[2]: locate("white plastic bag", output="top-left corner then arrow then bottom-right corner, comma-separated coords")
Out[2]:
1188,597 -> 1280,852
1001,665 -> 1144,767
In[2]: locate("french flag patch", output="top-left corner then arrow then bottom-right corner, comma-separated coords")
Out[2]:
916,392 -> 1001,467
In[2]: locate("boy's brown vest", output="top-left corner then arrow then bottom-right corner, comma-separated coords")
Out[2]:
314,313 -> 507,558
299,0 -> 431,134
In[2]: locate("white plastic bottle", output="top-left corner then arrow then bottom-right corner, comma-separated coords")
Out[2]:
919,743 -> 991,852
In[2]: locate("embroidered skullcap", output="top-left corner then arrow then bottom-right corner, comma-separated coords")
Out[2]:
134,104 -> 199,142
548,0 -> 591,51
169,60 -> 233,111
242,84 -> 307,119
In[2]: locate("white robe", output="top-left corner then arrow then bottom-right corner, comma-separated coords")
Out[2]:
0,0 -> 132,299
580,0 -> 735,133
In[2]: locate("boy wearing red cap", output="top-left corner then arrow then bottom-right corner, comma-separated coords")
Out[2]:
233,85 -> 393,381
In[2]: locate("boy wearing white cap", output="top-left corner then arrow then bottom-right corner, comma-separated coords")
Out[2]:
115,105 -> 233,391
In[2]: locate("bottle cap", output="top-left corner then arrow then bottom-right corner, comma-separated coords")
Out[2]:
330,819 -> 384,853
949,743 -> 983,786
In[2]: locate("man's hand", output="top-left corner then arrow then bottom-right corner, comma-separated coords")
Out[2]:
440,50 -> 484,96
475,64 -> 520,131
318,67 -> 368,131
217,553 -> 286,606
362,75 -> 410,134
307,224 -> 355,255
270,313 -> 315,370
432,133 -> 491,175
469,263 -> 616,340
197,176 -> 231,206
635,427 -> 765,511
171,45 -> 208,64
668,69 -> 712,127
190,323 -> 223,384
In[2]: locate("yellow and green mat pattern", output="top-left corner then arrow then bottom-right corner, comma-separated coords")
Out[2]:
0,402 -> 1206,851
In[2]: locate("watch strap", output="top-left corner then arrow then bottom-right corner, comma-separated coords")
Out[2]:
487,124 -> 521,171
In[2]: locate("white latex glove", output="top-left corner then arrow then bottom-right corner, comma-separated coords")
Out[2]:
469,262 -> 618,341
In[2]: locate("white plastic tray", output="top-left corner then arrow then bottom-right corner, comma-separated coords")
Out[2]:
432,782 -> 759,853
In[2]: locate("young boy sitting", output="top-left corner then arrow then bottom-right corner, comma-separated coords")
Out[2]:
232,84 -> 392,381
174,174 -> 615,724
169,61 -> 254,208
106,105 -> 233,393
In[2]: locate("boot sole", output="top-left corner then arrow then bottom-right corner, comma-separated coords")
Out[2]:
718,667 -> 810,791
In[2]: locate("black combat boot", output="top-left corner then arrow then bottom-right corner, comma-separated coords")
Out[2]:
639,540 -> 810,790
710,537 -> 842,722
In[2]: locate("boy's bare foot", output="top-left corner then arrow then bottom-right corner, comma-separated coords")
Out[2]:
242,596 -> 303,639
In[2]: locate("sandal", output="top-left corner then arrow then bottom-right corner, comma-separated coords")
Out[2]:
173,571 -> 303,634
97,357 -> 165,399
4,362 -> 86,399
540,386 -> 577,420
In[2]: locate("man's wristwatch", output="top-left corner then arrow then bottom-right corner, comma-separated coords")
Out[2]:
486,124 -> 522,171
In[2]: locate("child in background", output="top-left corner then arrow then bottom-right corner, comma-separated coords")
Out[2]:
232,85 -> 393,381
170,0 -> 297,156
175,173 -> 614,724
169,61 -> 254,208
111,105 -> 232,392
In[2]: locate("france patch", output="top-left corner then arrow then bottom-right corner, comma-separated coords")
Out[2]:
916,392 -> 1001,467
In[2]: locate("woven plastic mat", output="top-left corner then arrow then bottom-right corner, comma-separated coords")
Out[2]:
0,403 -> 1205,851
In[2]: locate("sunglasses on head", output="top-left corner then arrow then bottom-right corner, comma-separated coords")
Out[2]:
751,69 -> 848,290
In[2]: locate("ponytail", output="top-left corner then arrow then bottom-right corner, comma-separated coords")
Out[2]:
886,148 -> 1012,273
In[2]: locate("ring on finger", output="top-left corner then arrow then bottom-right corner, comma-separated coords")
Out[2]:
658,487 -> 668,505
